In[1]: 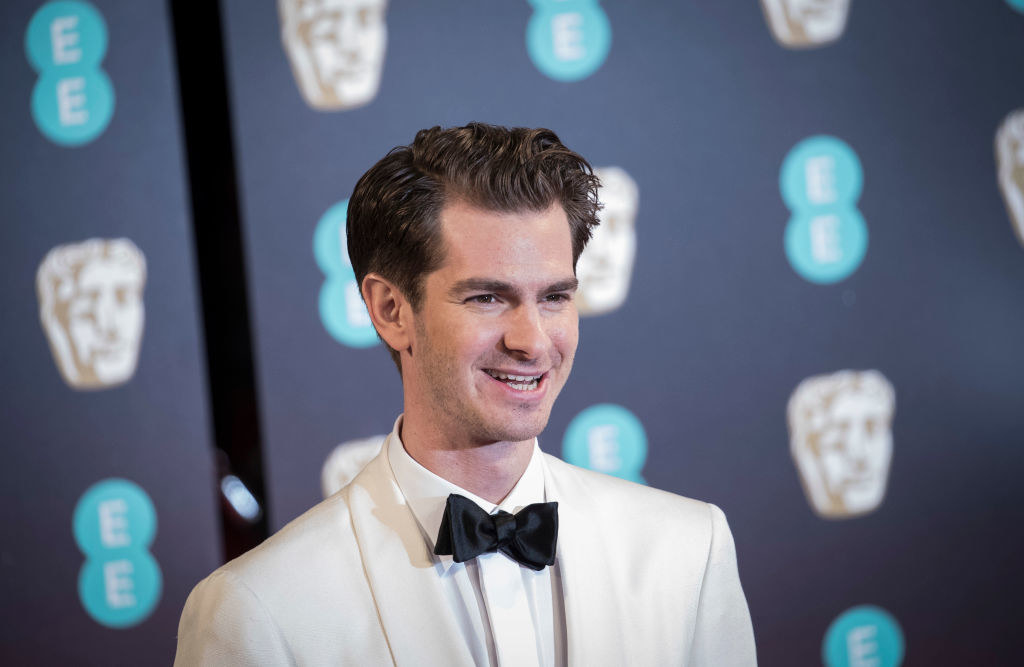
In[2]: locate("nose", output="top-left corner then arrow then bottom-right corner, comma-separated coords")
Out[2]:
502,304 -> 549,360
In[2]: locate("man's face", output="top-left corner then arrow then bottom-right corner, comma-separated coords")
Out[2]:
403,200 -> 579,446
576,166 -> 638,316
761,0 -> 850,47
282,0 -> 387,110
66,258 -> 145,384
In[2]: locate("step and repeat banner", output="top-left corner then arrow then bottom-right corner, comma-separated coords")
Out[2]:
219,1 -> 1024,664
3,0 -> 1024,664
1,1 -> 222,663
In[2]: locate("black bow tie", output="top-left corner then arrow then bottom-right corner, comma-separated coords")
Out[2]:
434,493 -> 558,571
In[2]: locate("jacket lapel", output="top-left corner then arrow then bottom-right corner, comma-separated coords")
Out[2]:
346,441 -> 476,667
544,455 -> 629,667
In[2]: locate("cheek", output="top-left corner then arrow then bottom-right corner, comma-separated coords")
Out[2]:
553,314 -> 579,358
425,315 -> 493,362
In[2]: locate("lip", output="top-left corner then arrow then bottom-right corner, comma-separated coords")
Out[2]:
481,369 -> 549,400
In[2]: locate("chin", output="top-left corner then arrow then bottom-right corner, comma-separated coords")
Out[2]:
484,414 -> 550,444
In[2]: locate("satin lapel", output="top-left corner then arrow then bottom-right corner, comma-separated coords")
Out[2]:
347,442 -> 476,667
543,456 -> 628,667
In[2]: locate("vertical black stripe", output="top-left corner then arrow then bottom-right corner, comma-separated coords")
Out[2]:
168,0 -> 269,560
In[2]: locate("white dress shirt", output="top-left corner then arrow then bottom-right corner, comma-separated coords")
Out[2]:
388,420 -> 567,667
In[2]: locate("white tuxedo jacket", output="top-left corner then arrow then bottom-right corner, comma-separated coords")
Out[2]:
174,438 -> 756,666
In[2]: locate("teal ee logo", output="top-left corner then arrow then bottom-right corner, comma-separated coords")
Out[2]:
780,136 -> 867,284
563,403 -> 647,483
824,605 -> 905,667
26,1 -> 114,146
313,199 -> 379,348
1007,0 -> 1024,15
526,0 -> 611,82
72,478 -> 161,628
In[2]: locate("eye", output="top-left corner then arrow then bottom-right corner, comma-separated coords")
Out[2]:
467,294 -> 495,304
544,293 -> 571,303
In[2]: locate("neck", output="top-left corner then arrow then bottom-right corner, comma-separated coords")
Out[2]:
399,414 -> 535,505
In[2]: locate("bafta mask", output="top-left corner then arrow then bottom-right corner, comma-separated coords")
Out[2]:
321,434 -> 385,497
279,0 -> 388,111
788,370 -> 895,519
995,109 -> 1024,247
576,166 -> 639,316
37,239 -> 146,390
760,0 -> 851,48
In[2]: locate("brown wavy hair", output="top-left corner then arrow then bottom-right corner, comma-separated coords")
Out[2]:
347,122 -> 601,369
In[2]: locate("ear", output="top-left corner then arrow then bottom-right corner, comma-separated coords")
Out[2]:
361,273 -> 413,354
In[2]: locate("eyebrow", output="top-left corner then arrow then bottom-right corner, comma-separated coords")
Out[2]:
448,277 -> 579,298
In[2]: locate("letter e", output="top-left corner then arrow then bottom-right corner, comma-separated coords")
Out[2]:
810,214 -> 842,263
552,13 -> 585,61
98,498 -> 130,548
587,424 -> 622,472
50,16 -> 82,65
103,559 -> 137,609
57,77 -> 89,126
846,624 -> 880,667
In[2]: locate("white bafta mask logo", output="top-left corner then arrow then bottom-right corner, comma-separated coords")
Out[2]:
788,370 -> 895,519
279,0 -> 388,111
760,0 -> 851,48
37,239 -> 146,390
321,434 -> 385,497
995,110 -> 1024,248
576,166 -> 639,316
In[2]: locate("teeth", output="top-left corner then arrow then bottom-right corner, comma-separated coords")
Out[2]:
486,370 -> 541,382
486,370 -> 542,391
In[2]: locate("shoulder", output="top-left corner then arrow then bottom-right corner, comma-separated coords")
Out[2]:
220,445 -> 397,588
182,489 -> 367,628
542,454 -> 753,657
543,453 -> 731,558
544,453 -> 719,520
175,482 -> 391,663
225,491 -> 359,582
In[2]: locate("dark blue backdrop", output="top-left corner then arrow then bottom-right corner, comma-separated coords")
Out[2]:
2,0 -> 1023,664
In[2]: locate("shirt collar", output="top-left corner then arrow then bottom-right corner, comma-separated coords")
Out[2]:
387,415 -> 548,573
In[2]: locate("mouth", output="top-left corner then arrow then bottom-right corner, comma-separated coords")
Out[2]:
484,369 -> 545,392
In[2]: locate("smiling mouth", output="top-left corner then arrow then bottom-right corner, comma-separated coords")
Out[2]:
484,369 -> 544,391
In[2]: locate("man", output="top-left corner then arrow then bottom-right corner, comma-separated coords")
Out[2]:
175,123 -> 756,665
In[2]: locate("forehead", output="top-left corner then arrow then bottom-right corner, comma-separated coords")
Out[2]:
433,199 -> 574,281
